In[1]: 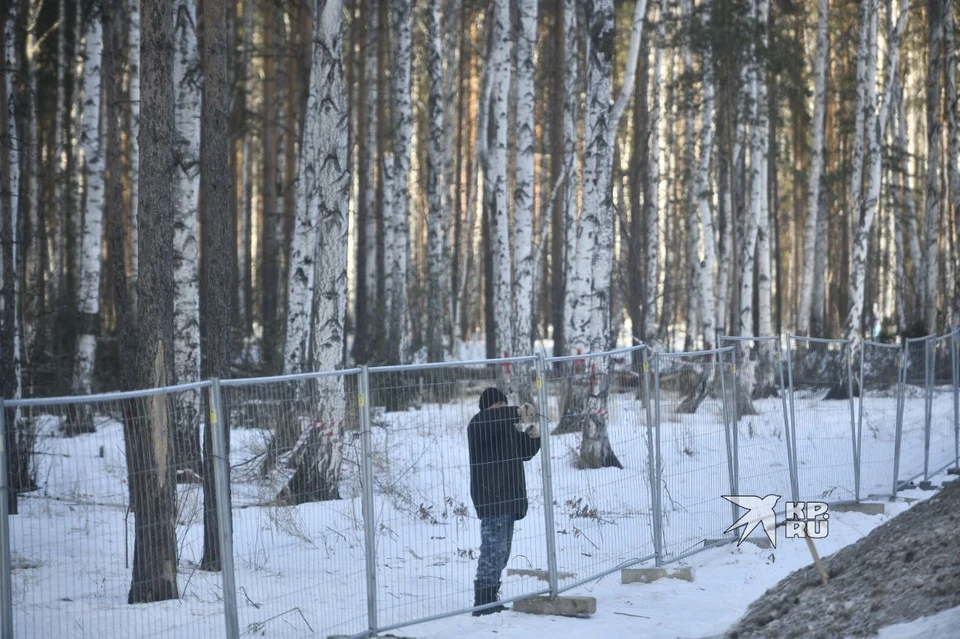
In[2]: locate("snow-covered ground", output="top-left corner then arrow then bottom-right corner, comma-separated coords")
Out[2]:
6,364 -> 957,639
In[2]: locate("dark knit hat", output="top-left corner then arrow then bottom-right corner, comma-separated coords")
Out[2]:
479,387 -> 508,410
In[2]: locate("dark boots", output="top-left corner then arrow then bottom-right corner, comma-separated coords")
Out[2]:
472,582 -> 508,616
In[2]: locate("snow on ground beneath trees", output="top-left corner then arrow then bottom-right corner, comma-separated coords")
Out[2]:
7,381 -> 957,638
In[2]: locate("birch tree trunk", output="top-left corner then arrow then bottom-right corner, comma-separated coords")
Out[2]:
558,0 -> 580,358
129,0 -> 141,306
512,0 -> 538,357
173,0 -> 202,468
425,0 -> 447,362
644,0 -> 664,347
797,0 -> 829,336
695,0 -> 717,350
738,8 -> 760,341
72,13 -> 104,403
282,0 -> 349,504
753,0 -> 771,342
921,0 -> 943,334
488,0 -> 512,358
355,0 -> 378,362
51,0 -> 67,304
23,6 -> 41,358
681,0 -> 700,350
129,0 -> 179,603
388,0 -> 412,365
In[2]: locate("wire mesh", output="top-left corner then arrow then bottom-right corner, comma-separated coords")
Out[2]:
219,369 -> 365,638
898,336 -> 934,486
858,341 -> 903,498
542,346 -> 656,591
929,330 -> 959,475
4,383 -> 230,639
720,336 -> 794,504
785,337 -> 857,502
654,347 -> 737,562
364,357 -> 546,632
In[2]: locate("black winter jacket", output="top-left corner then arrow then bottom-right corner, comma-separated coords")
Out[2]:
467,406 -> 542,520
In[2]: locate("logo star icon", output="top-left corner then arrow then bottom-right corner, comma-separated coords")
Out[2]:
722,494 -> 781,548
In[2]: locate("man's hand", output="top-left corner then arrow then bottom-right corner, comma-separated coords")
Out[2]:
515,403 -> 540,438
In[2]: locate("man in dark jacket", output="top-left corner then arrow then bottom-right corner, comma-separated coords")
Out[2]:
467,387 -> 541,615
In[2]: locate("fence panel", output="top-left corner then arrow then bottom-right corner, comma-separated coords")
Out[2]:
220,369 -> 366,638
543,346 -> 656,589
929,330 -> 959,476
654,347 -> 737,562
898,336 -> 934,486
364,357 -> 546,633
785,336 -> 857,502
858,341 -> 903,498
4,382 -> 232,639
720,336 -> 795,503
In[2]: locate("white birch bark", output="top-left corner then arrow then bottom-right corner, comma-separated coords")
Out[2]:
754,0 -> 771,341
696,0 -> 717,349
173,0 -> 201,406
849,0 -> 870,261
425,0 -> 447,361
129,0 -> 141,303
24,7 -> 40,356
797,0 -> 829,335
921,0 -> 943,334
308,0 -> 348,496
2,0 -> 22,404
738,3 -> 760,340
362,1 -> 378,329
512,0 -> 538,357
644,0 -> 664,346
72,14 -> 104,396
681,0 -> 700,348
488,0 -> 513,357
560,0 -> 581,354
844,0 -> 908,341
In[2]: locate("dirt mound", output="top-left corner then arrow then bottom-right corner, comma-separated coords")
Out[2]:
724,478 -> 960,638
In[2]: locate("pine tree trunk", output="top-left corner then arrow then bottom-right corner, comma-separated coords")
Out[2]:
946,0 -> 960,322
129,0 -> 141,308
512,0 -> 538,358
389,0 -> 413,365
921,0 -> 943,334
173,0 -> 202,469
281,0 -> 349,504
72,13 -> 104,403
797,0 -> 829,336
128,0 -> 179,603
259,0 -> 280,371
425,0 -> 447,362
51,0 -> 68,305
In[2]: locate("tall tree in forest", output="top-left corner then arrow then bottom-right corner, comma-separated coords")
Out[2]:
644,0 -> 664,348
173,0 -> 202,467
487,0 -> 512,358
128,0 -> 179,603
920,0 -> 943,334
512,0 -> 538,357
386,0 -> 412,365
693,0 -> 717,351
844,0 -> 909,342
199,0 -> 232,570
425,0 -> 447,362
797,0 -> 829,336
129,0 -> 141,301
72,6 -> 104,399
281,0 -> 349,504
946,0 -> 960,325
51,0 -> 68,305
259,0 -> 280,371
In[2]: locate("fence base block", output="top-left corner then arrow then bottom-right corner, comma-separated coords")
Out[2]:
830,502 -> 885,515
507,568 -> 578,582
702,536 -> 772,549
328,635 -> 414,639
919,481 -> 936,491
621,567 -> 694,584
947,468 -> 960,476
512,595 -> 596,617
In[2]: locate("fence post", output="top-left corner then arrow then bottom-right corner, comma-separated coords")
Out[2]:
784,338 -> 800,500
358,367 -> 379,634
0,399 -> 13,639
209,380 -> 239,639
924,340 -> 933,481
651,354 -> 664,566
719,349 -> 738,529
535,354 -> 559,596
892,346 -> 907,494
846,342 -> 859,502
775,339 -> 798,502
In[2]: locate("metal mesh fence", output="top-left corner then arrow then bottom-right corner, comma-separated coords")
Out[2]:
929,330 -> 959,476
3,382 -> 231,639
219,369 -> 366,638
899,336 -> 934,486
364,357 -> 547,631
654,347 -> 737,562
785,337 -> 857,503
720,336 -> 795,504
858,341 -> 903,498
543,346 -> 656,591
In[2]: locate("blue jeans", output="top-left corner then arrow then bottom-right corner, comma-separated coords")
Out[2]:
476,514 -> 515,589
